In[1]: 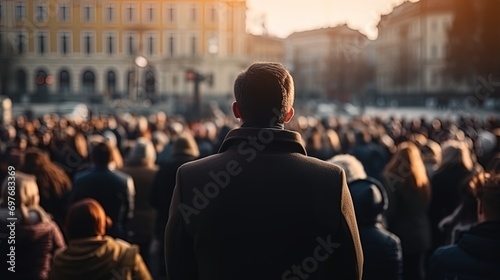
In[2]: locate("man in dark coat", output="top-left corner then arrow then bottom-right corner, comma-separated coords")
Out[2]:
70,142 -> 135,241
165,62 -> 363,280
428,173 -> 500,280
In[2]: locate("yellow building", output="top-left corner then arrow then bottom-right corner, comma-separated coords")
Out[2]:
0,0 -> 248,102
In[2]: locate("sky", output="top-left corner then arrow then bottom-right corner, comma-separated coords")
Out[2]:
246,0 -> 413,40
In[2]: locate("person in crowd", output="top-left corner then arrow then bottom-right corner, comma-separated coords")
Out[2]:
0,172 -> 66,279
150,131 -> 200,278
429,140 -> 476,250
165,62 -> 363,279
427,172 -> 500,280
192,122 -> 215,158
20,148 -> 73,231
383,141 -> 432,280
348,128 -> 390,181
49,199 -> 152,280
119,138 -> 158,267
330,154 -> 403,280
69,141 -> 135,241
437,172 -> 484,246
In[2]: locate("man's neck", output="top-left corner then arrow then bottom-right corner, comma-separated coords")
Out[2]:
241,122 -> 284,129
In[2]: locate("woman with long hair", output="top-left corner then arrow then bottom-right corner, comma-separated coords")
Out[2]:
0,172 -> 66,279
429,140 -> 476,250
21,148 -> 72,229
382,141 -> 432,280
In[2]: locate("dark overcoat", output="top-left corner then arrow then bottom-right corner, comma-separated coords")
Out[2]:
165,127 -> 363,280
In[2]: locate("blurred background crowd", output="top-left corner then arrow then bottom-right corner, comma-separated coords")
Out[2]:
0,108 -> 499,279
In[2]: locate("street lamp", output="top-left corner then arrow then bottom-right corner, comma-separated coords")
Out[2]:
133,55 -> 148,102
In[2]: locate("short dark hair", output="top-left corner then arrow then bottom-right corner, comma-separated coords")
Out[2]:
476,173 -> 500,221
234,62 -> 294,125
91,142 -> 112,166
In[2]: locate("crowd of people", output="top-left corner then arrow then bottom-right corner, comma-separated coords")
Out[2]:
0,62 -> 500,279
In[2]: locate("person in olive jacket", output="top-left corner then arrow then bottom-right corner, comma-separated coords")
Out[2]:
165,62 -> 363,280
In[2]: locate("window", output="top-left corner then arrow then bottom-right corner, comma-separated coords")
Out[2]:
168,34 -> 175,57
82,70 -> 95,94
126,33 -> 136,55
17,32 -> 26,54
190,5 -> 197,22
106,70 -> 116,95
59,32 -> 71,55
16,69 -> 27,93
431,45 -> 437,59
35,69 -> 49,94
146,4 -> 155,22
105,33 -> 115,55
83,4 -> 94,22
125,4 -> 136,22
105,4 -> 115,22
83,32 -> 93,54
144,70 -> 155,94
15,2 -> 26,20
35,3 -> 48,22
37,32 -> 48,55
59,70 -> 70,94
147,34 -> 155,55
209,5 -> 217,22
190,35 -> 197,56
167,5 -> 175,22
59,3 -> 70,21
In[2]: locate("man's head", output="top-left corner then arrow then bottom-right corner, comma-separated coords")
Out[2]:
91,142 -> 112,166
476,173 -> 500,222
233,62 -> 295,126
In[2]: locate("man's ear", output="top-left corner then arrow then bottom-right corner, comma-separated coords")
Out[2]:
284,107 -> 294,123
232,101 -> 241,119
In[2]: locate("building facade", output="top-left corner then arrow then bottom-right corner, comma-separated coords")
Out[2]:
374,0 -> 467,106
0,0 -> 248,103
285,25 -> 371,102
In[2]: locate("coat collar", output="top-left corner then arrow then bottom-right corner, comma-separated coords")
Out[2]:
458,221 -> 500,261
218,127 -> 307,155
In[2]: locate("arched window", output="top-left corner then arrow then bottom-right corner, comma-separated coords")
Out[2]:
144,69 -> 155,94
106,70 -> 116,96
16,69 -> 27,93
82,70 -> 95,94
126,70 -> 134,98
35,69 -> 48,95
59,69 -> 70,94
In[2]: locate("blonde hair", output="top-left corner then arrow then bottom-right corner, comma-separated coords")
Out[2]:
1,172 -> 52,223
438,140 -> 474,172
383,141 -> 431,199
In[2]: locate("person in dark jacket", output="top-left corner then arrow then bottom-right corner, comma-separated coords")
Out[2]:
330,154 -> 403,280
70,141 -> 135,241
119,138 -> 158,267
165,62 -> 363,280
383,141 -> 432,280
430,140 -> 476,250
149,131 -> 199,279
428,172 -> 500,280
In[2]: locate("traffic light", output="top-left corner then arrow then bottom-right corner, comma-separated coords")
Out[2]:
185,69 -> 197,81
